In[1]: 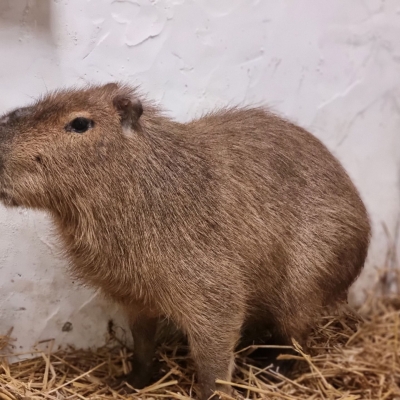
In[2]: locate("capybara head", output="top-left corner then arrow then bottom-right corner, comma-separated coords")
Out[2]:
0,83 -> 143,209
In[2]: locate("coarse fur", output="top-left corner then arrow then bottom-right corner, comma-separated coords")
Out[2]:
0,82 -> 371,400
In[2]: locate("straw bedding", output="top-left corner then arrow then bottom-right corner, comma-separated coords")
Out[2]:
0,282 -> 399,399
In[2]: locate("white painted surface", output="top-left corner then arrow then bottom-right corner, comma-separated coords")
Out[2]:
0,0 -> 399,354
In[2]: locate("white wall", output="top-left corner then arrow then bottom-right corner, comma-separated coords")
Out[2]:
0,0 -> 399,355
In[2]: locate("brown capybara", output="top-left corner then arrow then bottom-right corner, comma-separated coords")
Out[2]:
0,82 -> 370,399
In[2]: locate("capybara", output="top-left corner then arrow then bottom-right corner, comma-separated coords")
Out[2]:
0,82 -> 370,399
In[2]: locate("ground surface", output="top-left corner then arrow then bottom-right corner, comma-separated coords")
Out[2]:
0,292 -> 399,400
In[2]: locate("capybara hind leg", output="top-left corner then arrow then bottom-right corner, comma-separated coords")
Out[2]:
266,319 -> 311,376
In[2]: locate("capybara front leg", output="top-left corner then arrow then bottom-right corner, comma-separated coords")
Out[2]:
188,327 -> 239,400
125,314 -> 158,389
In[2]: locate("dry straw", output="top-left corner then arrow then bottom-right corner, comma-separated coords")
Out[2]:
1,269 -> 399,399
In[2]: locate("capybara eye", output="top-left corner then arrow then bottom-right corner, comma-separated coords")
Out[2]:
66,117 -> 94,134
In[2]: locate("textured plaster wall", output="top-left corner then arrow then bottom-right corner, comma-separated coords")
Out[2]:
0,0 -> 399,354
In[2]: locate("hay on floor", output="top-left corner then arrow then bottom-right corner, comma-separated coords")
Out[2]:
0,293 -> 399,400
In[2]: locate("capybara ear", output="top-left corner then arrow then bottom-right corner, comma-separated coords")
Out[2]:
112,94 -> 143,132
102,82 -> 119,92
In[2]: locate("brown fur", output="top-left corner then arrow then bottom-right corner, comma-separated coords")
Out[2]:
0,82 -> 371,399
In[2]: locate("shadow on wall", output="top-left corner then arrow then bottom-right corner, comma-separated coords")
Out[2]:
0,0 -> 53,39
0,0 -> 60,111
